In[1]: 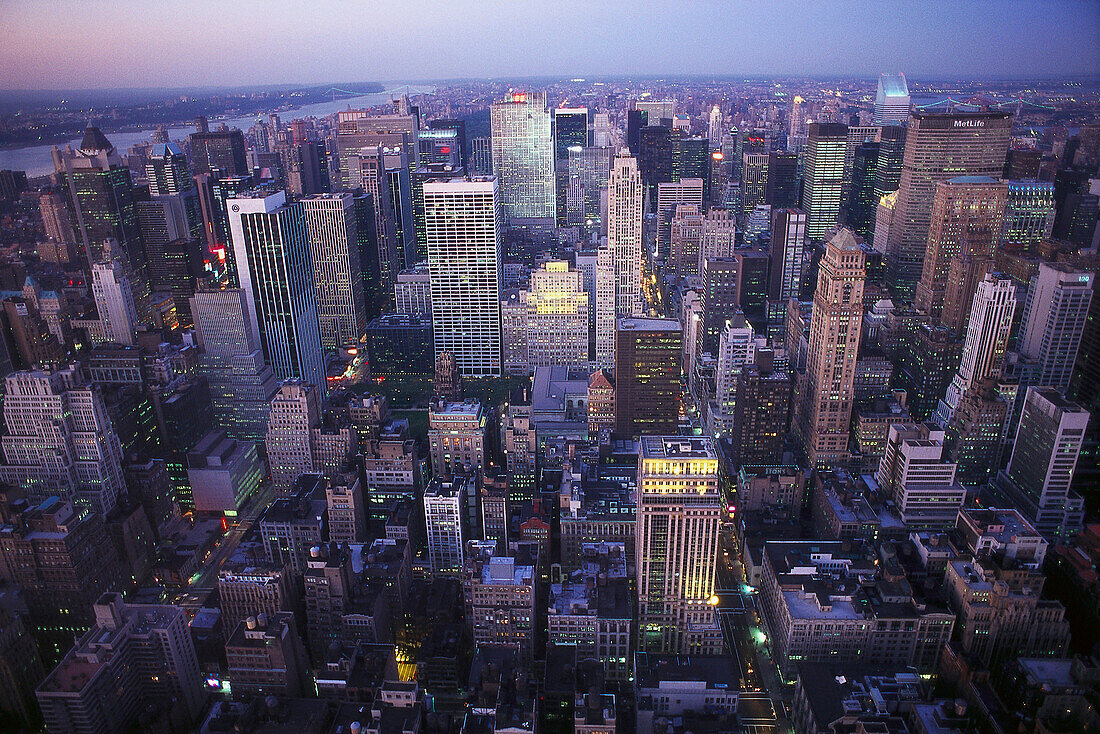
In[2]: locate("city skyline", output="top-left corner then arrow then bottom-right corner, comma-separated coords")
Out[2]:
1,1 -> 1098,90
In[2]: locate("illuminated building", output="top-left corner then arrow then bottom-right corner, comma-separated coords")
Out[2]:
700,257 -> 740,353
1000,180 -> 1055,254
669,204 -> 703,282
424,177 -> 503,377
188,119 -> 248,176
614,318 -> 682,437
301,193 -> 367,352
464,541 -> 538,663
265,381 -> 320,495
427,399 -> 485,479
740,152 -> 768,214
1017,262 -> 1094,392
874,73 -> 911,125
553,107 -> 588,225
730,355 -> 793,467
636,436 -> 722,655
884,111 -> 1011,300
424,474 -> 472,576
565,145 -> 613,232
91,252 -> 139,346
227,189 -> 326,394
491,91 -> 555,227
801,123 -> 848,239
914,177 -> 1007,322
794,229 -> 866,467
656,177 -> 703,258
524,260 -> 589,370
607,151 -> 644,316
394,264 -> 431,317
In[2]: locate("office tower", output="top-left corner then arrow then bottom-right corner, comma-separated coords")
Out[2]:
614,318 -> 682,437
638,124 -> 672,201
37,189 -> 77,261
335,108 -> 419,187
587,369 -> 615,436
136,196 -> 201,321
503,290 -> 532,374
944,382 -> 1009,487
681,290 -> 704,391
884,111 -> 1012,299
1052,186 -> 1099,247
636,436 -> 722,655
429,118 -> 468,167
288,140 -> 328,197
842,126 -> 882,203
914,177 -> 1007,321
0,607 -> 44,731
730,355 -> 792,466
228,189 -> 326,393
189,122 -> 248,176
769,208 -> 807,309
872,123 -> 907,201
463,542 -> 538,663
565,145 -> 613,231
627,109 -> 647,154
592,112 -> 613,147
796,229 -> 866,467
424,475 -> 470,575
418,127 -> 462,167
0,499 -> 123,667
874,73 -> 911,125
788,95 -> 807,141
428,399 -> 485,479
0,368 -> 126,515
381,147 -> 417,268
594,244 -> 617,369
490,91 -> 554,227
1017,263 -> 1094,392
936,275 -> 1016,425
736,249 -> 770,333
413,164 -> 465,264
700,207 -> 736,261
470,136 -> 492,175
424,177 -> 503,376
301,193 -> 366,352
145,141 -> 200,231
554,107 -> 589,225
669,204 -> 704,282
740,152 -> 769,214
217,562 -> 297,639
1000,180 -> 1056,254
671,134 -> 711,200
710,314 -> 756,436
302,544 -> 354,659
607,151 -> 644,316
185,429 -> 264,515
525,261 -> 589,369
657,178 -> 704,257
343,146 -> 402,294
266,381 -> 320,495
502,398 -> 536,489
52,127 -> 143,269
998,388 -> 1089,539
707,104 -> 723,147
36,593 -> 204,733
91,253 -> 139,345
190,288 -> 279,441
875,423 -> 964,523
844,141 -> 880,239
700,257 -> 741,353
259,475 -> 327,573
765,151 -> 799,209
801,123 -> 848,239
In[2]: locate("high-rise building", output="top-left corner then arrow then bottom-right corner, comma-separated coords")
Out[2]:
657,178 -> 704,259
428,399 -> 486,479
615,318 -> 682,437
91,253 -> 139,346
764,151 -> 799,209
637,124 -> 672,201
708,105 -> 723,147
844,141 -> 880,239
342,145 -> 402,295
730,354 -> 792,466
36,593 -> 204,732
553,107 -> 588,225
266,381 -> 320,495
875,422 -> 964,523
935,275 -> 1016,427
884,111 -> 1012,299
671,134 -> 711,200
998,388 -> 1089,539
394,264 -> 431,317
801,123 -> 848,239
564,145 -> 613,232
636,436 -> 722,655
301,193 -> 366,352
0,368 -> 126,515
525,260 -> 589,369
594,244 -> 617,369
470,136 -> 492,175
424,177 -> 503,376
190,287 -> 279,441
669,204 -> 704,282
424,475 -> 471,576
491,91 -> 555,227
607,151 -> 644,316
224,612 -> 309,698
145,141 -> 200,234
740,152 -> 769,214
769,208 -> 807,306
228,189 -> 326,394
37,189 -> 77,261
842,126 -> 882,204
710,314 -> 757,437
188,121 -> 248,176
914,177 -> 1008,321
1000,180 -> 1056,254
700,257 -> 741,354
873,73 -> 911,126
463,541 -> 538,663
1017,263 -> 1094,392
795,229 -> 866,467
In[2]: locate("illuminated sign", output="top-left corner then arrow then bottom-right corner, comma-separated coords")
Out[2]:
712,152 -> 724,160
439,146 -> 450,154
511,93 -> 527,103
953,119 -> 985,128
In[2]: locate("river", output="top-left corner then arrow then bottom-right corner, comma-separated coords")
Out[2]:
0,84 -> 434,178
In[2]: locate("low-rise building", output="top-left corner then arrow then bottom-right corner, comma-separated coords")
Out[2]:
463,541 -> 538,664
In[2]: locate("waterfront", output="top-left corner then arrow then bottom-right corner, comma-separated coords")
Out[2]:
0,84 -> 433,178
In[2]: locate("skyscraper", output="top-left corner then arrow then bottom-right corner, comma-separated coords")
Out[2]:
1000,180 -> 1056,254
801,123 -> 848,239
740,152 -> 769,214
607,151 -> 644,316
424,177 -> 503,376
228,189 -> 326,394
796,229 -> 866,467
266,381 -> 320,495
190,287 -> 280,441
91,253 -> 139,346
145,141 -> 201,237
615,317 -> 682,437
1017,262 -> 1094,392
874,73 -> 911,126
553,107 -> 588,225
524,261 -> 589,369
594,244 -> 617,369
491,91 -> 555,227
764,151 -> 799,209
636,436 -> 722,655
188,122 -> 248,176
656,178 -> 704,258
998,387 -> 1089,539
884,111 -> 1012,300
343,145 -> 402,296
914,177 -> 1007,321
301,193 -> 366,352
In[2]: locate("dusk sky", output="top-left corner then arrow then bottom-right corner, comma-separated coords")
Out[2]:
2,0 -> 1098,89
